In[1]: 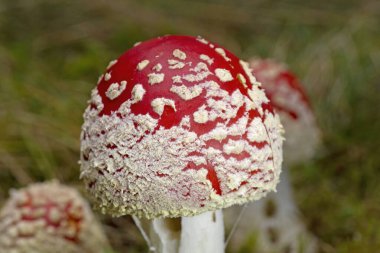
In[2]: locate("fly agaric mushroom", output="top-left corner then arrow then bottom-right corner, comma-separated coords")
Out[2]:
225,58 -> 320,253
250,59 -> 320,166
80,35 -> 284,253
0,181 -> 109,253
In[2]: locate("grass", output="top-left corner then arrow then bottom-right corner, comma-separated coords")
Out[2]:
0,0 -> 379,252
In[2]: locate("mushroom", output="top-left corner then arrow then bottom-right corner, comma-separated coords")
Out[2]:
0,181 -> 109,253
80,35 -> 284,253
250,59 -> 320,165
225,58 -> 320,253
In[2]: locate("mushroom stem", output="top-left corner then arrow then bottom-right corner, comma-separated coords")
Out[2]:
179,210 -> 224,253
135,211 -> 224,253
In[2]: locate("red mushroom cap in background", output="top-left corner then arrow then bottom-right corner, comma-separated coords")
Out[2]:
0,181 -> 108,253
250,59 -> 320,166
80,35 -> 283,219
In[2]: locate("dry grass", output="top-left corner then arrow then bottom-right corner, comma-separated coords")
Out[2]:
0,0 -> 379,252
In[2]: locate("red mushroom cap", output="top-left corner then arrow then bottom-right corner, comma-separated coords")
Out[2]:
80,35 -> 283,218
0,181 -> 108,253
250,58 -> 320,165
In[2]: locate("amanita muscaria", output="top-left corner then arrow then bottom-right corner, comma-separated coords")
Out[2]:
226,58 -> 320,253
250,59 -> 320,165
0,181 -> 109,253
80,35 -> 284,253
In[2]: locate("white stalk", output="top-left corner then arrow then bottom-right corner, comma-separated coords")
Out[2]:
179,210 -> 224,253
134,210 -> 225,253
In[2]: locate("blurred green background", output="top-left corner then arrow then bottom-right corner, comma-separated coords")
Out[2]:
0,0 -> 379,252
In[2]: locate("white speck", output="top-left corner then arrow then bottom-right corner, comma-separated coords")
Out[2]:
248,87 -> 269,106
104,72 -> 111,81
17,221 -> 35,236
247,117 -> 268,142
107,60 -> 117,70
172,75 -> 182,83
148,73 -> 165,85
14,192 -> 28,206
197,36 -> 209,44
227,174 -> 243,190
106,81 -> 127,100
183,131 -> 197,144
97,74 -> 104,84
133,113 -> 158,131
246,87 -> 269,114
7,227 -> 18,237
200,54 -> 214,65
90,88 -> 104,112
134,41 -> 141,47
193,107 -> 209,123
229,114 -> 249,136
202,126 -> 228,141
237,73 -> 247,88
215,48 -> 231,61
223,140 -> 245,154
137,60 -> 150,71
231,89 -> 244,106
240,60 -> 259,85
131,84 -> 146,103
168,59 -> 185,69
182,62 -> 211,82
193,62 -> 208,72
151,98 -> 176,115
215,68 -> 233,82
173,49 -> 187,60
170,84 -> 203,100
48,207 -> 61,223
153,64 -> 162,72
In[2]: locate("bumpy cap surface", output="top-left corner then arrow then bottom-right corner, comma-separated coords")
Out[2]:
250,59 -> 320,165
80,35 -> 283,219
0,181 -> 109,253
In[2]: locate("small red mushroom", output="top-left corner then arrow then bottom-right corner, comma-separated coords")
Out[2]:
0,181 -> 109,253
250,58 -> 320,166
226,58 -> 320,253
80,35 -> 284,253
